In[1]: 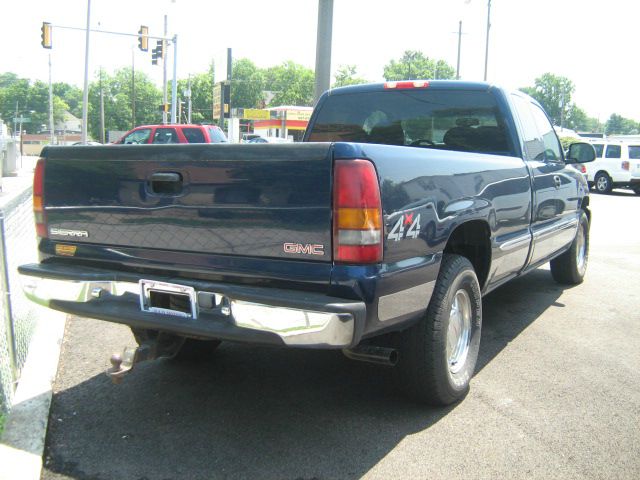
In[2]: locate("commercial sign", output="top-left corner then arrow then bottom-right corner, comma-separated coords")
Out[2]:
242,109 -> 271,120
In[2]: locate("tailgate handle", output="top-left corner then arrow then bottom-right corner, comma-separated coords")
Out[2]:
149,172 -> 183,195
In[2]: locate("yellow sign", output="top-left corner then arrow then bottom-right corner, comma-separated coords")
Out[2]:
242,109 -> 271,120
285,110 -> 312,122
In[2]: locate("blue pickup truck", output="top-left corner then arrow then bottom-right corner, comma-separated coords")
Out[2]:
19,81 -> 596,405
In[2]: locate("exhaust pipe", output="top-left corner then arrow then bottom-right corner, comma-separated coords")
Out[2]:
342,345 -> 399,366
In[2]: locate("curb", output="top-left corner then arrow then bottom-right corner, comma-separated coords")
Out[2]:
0,312 -> 66,480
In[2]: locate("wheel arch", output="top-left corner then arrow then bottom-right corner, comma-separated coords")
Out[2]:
443,220 -> 491,290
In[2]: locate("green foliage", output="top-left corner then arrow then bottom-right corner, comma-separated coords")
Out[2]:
264,61 -> 315,107
88,68 -> 162,141
383,51 -> 455,81
559,136 -> 579,150
0,73 -> 71,134
519,73 -> 574,127
176,66 -> 215,124
605,113 -> 639,135
332,65 -> 368,88
231,58 -> 265,109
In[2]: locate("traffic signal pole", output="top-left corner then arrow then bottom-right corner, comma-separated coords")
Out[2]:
162,15 -> 168,124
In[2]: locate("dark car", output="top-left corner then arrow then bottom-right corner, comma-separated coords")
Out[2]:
115,124 -> 227,144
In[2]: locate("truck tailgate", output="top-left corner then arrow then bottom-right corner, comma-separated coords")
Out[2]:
42,144 -> 333,262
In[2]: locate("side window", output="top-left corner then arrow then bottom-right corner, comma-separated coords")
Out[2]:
511,95 -> 545,160
605,145 -> 621,158
628,146 -> 640,159
122,128 -> 151,144
183,128 -> 206,143
592,143 -> 605,158
152,128 -> 179,144
529,104 -> 563,161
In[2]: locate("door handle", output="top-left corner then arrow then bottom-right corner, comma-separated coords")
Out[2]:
150,172 -> 182,183
149,172 -> 183,195
553,175 -> 562,189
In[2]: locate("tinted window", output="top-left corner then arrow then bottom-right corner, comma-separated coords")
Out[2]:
122,128 -> 151,144
511,95 -> 545,160
152,128 -> 179,144
605,145 -> 621,158
308,90 -> 512,155
629,146 -> 640,159
592,143 -> 605,157
183,127 -> 206,143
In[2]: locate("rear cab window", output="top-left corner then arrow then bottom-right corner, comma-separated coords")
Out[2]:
307,88 -> 514,156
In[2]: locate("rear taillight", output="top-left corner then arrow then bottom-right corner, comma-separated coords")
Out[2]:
33,157 -> 47,238
333,159 -> 383,263
622,161 -> 630,171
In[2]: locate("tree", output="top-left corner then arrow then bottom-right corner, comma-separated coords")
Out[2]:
519,73 -> 574,127
230,58 -> 265,109
264,61 -> 315,106
383,51 -> 455,81
176,66 -> 214,124
88,68 -> 162,140
332,65 -> 368,88
605,114 -> 639,135
53,83 -> 83,118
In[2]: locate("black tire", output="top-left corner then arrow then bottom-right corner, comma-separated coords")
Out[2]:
130,328 -> 221,362
550,211 -> 589,285
398,254 -> 482,406
633,187 -> 640,196
594,172 -> 612,194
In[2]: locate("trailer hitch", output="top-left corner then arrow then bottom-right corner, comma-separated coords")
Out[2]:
106,333 -> 185,384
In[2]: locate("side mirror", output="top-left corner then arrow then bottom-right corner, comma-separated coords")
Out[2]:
566,142 -> 596,163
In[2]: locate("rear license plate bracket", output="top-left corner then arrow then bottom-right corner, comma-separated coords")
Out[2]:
139,280 -> 198,319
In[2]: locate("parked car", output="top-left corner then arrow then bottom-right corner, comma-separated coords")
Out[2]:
114,124 -> 227,145
583,140 -> 640,194
247,136 -> 292,144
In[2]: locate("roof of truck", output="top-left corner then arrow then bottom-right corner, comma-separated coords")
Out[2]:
327,80 -> 493,96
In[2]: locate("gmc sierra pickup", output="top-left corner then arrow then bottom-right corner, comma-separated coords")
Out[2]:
19,81 -> 596,405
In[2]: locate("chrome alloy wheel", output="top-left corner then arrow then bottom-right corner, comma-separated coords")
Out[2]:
596,175 -> 609,192
576,223 -> 588,275
446,289 -> 472,375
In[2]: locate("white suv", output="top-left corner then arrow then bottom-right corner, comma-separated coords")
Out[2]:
585,140 -> 640,194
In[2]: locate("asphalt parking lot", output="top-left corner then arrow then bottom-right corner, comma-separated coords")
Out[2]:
41,191 -> 639,480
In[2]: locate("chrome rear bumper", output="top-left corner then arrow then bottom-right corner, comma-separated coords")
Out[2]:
19,266 -> 362,348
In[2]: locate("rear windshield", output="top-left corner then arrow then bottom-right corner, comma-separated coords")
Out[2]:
307,89 -> 513,156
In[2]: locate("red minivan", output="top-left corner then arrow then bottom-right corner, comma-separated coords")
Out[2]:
115,124 -> 227,144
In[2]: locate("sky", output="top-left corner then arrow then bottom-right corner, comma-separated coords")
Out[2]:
1,0 -> 638,121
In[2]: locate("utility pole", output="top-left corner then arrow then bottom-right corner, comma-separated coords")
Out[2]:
162,14 -> 168,124
81,0 -> 91,143
483,0 -> 491,82
48,53 -> 54,143
131,49 -> 136,129
186,75 -> 192,124
314,0 -> 333,103
99,67 -> 105,143
456,21 -> 462,80
13,101 -> 18,139
170,34 -> 178,124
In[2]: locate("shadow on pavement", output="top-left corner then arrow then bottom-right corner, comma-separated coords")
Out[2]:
42,268 -> 571,480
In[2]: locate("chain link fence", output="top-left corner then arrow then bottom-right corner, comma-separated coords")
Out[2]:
0,184 -> 39,423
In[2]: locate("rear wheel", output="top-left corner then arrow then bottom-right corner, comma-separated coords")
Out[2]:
131,328 -> 221,361
550,211 -> 589,285
594,172 -> 612,194
398,254 -> 482,406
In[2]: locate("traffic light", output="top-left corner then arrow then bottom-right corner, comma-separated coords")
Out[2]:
151,40 -> 163,65
41,22 -> 52,49
137,25 -> 148,51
